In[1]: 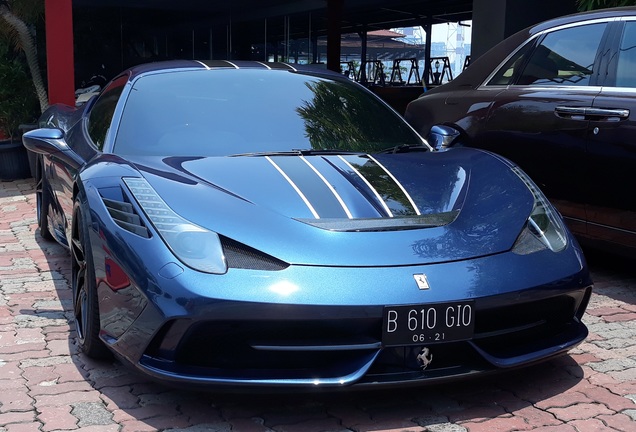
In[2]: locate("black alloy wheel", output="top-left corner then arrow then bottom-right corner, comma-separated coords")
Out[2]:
71,197 -> 110,359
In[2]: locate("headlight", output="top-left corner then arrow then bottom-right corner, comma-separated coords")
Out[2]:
511,167 -> 567,255
123,177 -> 227,274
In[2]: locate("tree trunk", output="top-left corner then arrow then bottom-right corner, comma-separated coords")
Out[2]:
0,4 -> 49,113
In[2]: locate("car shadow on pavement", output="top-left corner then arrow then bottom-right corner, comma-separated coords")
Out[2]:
585,247 -> 636,307
79,354 -> 585,431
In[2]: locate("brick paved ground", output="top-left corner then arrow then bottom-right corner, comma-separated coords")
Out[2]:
0,177 -> 635,432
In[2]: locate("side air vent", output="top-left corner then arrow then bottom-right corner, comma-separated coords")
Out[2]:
102,197 -> 150,238
221,237 -> 289,271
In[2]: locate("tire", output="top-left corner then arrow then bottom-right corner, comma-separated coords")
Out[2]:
35,158 -> 53,241
71,197 -> 111,359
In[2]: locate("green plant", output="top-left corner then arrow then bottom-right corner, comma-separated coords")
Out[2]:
0,36 -> 38,140
577,0 -> 636,10
0,0 -> 47,114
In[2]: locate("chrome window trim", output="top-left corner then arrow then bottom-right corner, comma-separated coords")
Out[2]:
612,17 -> 636,90
481,17 -> 615,88
599,86 -> 636,93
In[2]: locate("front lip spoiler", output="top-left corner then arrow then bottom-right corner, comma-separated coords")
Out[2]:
138,350 -> 381,388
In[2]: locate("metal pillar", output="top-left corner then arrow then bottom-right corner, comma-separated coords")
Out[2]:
423,21 -> 432,89
326,0 -> 343,72
359,27 -> 367,83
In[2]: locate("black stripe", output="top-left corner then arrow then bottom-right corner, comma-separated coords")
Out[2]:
270,156 -> 349,219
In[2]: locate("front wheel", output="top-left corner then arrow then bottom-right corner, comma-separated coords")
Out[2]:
71,197 -> 110,359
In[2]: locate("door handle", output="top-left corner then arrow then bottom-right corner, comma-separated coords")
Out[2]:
555,106 -> 629,121
585,107 -> 630,120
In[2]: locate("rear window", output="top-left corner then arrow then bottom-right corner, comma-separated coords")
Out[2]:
114,69 -> 421,156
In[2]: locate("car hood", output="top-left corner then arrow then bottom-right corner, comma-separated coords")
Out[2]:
124,149 -> 534,266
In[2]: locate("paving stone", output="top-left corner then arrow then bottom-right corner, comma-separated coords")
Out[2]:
597,412 -> 636,431
568,418 -> 617,432
0,412 -> 36,426
166,424 -> 234,432
4,423 -> 43,432
548,403 -> 614,422
37,405 -> 77,431
457,415 -> 531,431
0,389 -> 35,412
578,386 -> 636,412
413,416 -> 466,432
623,409 -> 636,421
72,402 -> 114,427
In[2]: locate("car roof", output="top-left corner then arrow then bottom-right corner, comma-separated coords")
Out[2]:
528,6 -> 636,36
122,59 -> 343,83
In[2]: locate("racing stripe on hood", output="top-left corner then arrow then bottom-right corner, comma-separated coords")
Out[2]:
331,155 -> 420,217
265,154 -> 419,220
266,156 -> 350,219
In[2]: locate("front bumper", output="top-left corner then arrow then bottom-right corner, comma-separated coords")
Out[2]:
138,289 -> 590,388
96,242 -> 592,388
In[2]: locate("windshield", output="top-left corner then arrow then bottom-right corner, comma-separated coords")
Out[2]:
113,69 -> 423,156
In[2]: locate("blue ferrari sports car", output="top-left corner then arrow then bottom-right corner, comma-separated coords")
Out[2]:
23,60 -> 592,388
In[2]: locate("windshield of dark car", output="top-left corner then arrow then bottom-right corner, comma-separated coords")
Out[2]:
113,69 -> 423,156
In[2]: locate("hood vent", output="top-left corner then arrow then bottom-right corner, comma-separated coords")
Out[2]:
296,211 -> 460,232
221,237 -> 288,271
102,197 -> 151,238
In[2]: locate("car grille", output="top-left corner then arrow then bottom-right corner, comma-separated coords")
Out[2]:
138,287 -> 591,384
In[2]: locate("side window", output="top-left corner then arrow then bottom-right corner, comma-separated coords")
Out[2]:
487,41 -> 535,86
616,22 -> 636,88
516,23 -> 606,86
87,77 -> 126,150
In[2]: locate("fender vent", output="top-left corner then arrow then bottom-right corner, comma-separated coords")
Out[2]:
221,237 -> 289,271
102,197 -> 150,238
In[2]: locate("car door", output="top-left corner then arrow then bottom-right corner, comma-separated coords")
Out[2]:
473,20 -> 611,237
585,18 -> 636,250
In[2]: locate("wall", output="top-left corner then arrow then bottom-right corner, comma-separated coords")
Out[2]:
471,0 -> 578,59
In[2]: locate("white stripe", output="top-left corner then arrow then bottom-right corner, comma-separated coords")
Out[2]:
282,62 -> 298,72
300,156 -> 353,219
223,60 -> 240,69
368,155 -> 421,215
255,61 -> 272,70
338,155 -> 393,217
193,61 -> 211,70
266,156 -> 320,219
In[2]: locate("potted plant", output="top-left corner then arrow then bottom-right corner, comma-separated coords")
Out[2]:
0,0 -> 48,180
0,36 -> 38,179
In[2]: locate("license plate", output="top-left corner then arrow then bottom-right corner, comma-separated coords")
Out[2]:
382,301 -> 475,346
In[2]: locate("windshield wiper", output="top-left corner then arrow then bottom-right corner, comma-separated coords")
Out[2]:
377,144 -> 431,154
228,149 -> 364,157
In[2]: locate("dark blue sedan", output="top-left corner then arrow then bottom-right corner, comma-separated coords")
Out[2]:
23,60 -> 591,388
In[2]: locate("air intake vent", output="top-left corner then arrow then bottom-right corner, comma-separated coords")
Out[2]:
221,237 -> 288,271
102,197 -> 150,238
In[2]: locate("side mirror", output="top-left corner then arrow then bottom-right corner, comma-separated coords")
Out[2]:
22,128 -> 84,170
426,125 -> 461,151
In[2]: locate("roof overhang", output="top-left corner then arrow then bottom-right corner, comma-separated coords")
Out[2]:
72,0 -> 473,37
